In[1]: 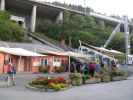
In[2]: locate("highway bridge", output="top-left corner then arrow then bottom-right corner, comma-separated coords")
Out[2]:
0,0 -> 132,33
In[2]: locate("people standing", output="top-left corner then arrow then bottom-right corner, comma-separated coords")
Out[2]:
70,62 -> 76,73
12,64 -> 16,86
76,61 -> 81,73
95,59 -> 101,73
88,61 -> 96,78
7,62 -> 16,86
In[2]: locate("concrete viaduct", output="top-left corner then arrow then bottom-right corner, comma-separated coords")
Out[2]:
0,0 -> 132,33
0,0 -> 67,32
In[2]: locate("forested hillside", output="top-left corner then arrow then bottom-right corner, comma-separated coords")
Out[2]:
0,11 -> 29,42
36,10 -> 133,53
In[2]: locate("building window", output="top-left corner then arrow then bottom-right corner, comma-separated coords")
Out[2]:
53,57 -> 61,67
41,59 -> 48,67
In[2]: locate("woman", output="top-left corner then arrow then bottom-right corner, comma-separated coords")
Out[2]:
88,61 -> 96,77
7,62 -> 16,86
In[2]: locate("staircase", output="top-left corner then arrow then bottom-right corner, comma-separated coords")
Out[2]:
27,32 -> 65,51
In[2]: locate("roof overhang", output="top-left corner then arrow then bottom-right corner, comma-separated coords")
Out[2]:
0,47 -> 46,57
5,0 -> 61,20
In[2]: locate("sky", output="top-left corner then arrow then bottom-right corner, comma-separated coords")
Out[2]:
35,0 -> 133,18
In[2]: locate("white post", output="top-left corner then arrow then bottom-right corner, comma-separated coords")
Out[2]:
123,16 -> 130,64
30,5 -> 37,32
0,0 -> 5,11
56,11 -> 63,24
18,56 -> 22,72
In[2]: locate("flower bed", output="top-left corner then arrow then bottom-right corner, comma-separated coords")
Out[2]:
28,67 -> 128,92
28,76 -> 71,92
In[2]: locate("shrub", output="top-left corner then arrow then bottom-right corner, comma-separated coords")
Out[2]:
69,73 -> 83,86
48,83 -> 68,91
29,76 -> 67,86
39,67 -> 48,73
111,67 -> 128,77
30,77 -> 48,86
69,73 -> 82,79
55,67 -> 65,73
100,66 -> 111,82
0,11 -> 30,42
55,76 -> 66,83
82,74 -> 90,83
101,74 -> 111,82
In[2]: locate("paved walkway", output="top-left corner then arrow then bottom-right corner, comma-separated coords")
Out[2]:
0,73 -> 133,100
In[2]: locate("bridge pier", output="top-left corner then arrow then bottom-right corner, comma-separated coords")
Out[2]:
30,5 -> 37,33
56,11 -> 63,24
0,0 -> 5,11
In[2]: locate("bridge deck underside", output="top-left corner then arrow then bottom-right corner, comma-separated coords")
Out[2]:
5,0 -> 60,21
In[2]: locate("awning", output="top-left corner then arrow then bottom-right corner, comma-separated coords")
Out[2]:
65,51 -> 88,58
99,47 -> 111,52
110,50 -> 123,55
40,49 -> 88,58
96,47 -> 123,57
0,47 -> 46,57
40,49 -> 67,56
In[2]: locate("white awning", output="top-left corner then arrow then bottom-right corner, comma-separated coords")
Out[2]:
99,47 -> 111,52
40,49 -> 67,56
110,50 -> 123,54
0,47 -> 46,57
65,51 -> 88,58
39,49 -> 88,59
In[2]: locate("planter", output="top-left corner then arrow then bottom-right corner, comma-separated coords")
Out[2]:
26,84 -> 71,92
46,88 -> 55,92
70,73 -> 83,86
85,78 -> 101,84
112,76 -> 127,81
26,84 -> 46,92
101,75 -> 111,82
71,80 -> 82,86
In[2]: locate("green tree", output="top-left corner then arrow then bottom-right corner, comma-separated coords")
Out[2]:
0,11 -> 26,42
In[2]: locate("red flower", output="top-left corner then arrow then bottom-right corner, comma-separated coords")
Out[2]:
55,76 -> 66,83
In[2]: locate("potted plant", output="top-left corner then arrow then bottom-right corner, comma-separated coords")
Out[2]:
39,67 -> 48,73
69,73 -> 83,86
111,68 -> 128,81
100,66 -> 111,82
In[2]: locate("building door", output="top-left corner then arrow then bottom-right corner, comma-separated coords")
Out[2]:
24,57 -> 32,72
17,57 -> 25,72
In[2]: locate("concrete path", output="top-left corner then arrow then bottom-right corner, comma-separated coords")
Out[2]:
0,73 -> 133,100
